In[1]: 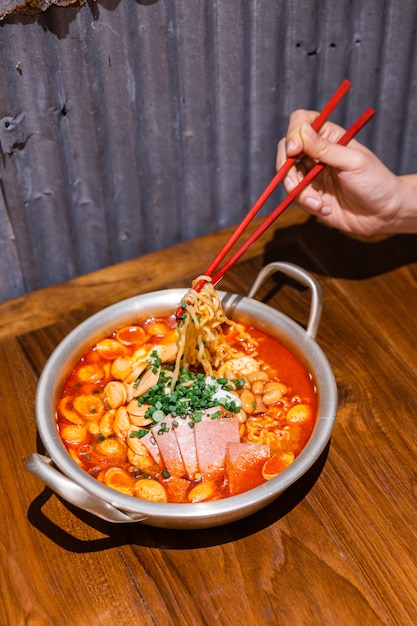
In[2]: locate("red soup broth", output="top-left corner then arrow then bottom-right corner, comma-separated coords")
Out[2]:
56,316 -> 317,503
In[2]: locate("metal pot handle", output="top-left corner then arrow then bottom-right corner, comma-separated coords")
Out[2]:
26,453 -> 141,524
247,262 -> 322,338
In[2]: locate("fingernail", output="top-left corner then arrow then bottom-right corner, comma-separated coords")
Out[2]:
286,140 -> 296,153
305,196 -> 320,210
320,205 -> 332,216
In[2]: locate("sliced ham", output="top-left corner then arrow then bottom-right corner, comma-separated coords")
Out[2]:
151,416 -> 186,478
199,406 -> 223,420
194,417 -> 240,480
174,406 -> 227,479
172,417 -> 199,480
139,408 -> 269,495
139,430 -> 163,466
225,442 -> 270,496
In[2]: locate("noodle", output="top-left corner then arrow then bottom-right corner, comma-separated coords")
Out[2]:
172,276 -> 241,388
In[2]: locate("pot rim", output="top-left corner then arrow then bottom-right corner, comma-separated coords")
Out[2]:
33,287 -> 337,524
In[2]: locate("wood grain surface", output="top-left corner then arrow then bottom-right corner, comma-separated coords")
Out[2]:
1,207 -> 417,626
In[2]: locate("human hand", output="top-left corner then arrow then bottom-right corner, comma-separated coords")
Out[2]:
276,110 -> 403,236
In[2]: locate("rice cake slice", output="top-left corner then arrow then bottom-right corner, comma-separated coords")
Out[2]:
225,442 -> 270,496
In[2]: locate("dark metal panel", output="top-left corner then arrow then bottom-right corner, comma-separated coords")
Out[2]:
401,29 -> 417,175
0,182 -> 24,301
208,1 -> 251,230
0,0 -> 417,303
170,1 -> 217,240
371,0 -> 417,172
343,0 -> 386,148
243,1 -> 287,212
0,21 -> 79,292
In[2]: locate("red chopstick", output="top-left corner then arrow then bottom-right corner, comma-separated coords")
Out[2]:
175,81 -> 351,320
209,106 -> 375,287
175,87 -> 374,319
197,79 -> 352,287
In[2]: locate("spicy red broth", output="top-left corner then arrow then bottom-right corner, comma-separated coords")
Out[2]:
56,316 -> 317,503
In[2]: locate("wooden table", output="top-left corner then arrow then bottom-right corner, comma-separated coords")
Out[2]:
1,207 -> 417,626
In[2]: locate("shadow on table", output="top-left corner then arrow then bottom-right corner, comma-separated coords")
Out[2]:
262,216 -> 417,280
27,442 -> 329,551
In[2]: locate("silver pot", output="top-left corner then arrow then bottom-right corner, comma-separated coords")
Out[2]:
26,262 -> 337,529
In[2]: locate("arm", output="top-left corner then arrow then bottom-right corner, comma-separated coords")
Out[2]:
276,110 -> 417,236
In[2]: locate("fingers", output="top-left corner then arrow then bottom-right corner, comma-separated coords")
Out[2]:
275,109 -> 366,219
283,175 -> 326,216
298,122 -> 357,170
275,137 -> 287,171
278,119 -> 362,183
276,116 -> 327,214
285,109 -> 319,156
276,110 -> 319,170
276,109 -> 350,167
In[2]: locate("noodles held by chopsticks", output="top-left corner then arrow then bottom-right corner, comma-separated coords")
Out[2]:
172,276 -> 240,388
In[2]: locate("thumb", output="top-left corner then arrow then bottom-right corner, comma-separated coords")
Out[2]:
300,122 -> 356,170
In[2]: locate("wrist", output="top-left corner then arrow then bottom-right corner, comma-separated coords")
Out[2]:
389,175 -> 417,234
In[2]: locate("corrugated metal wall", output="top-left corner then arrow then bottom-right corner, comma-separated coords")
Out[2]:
1,0 -> 417,302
